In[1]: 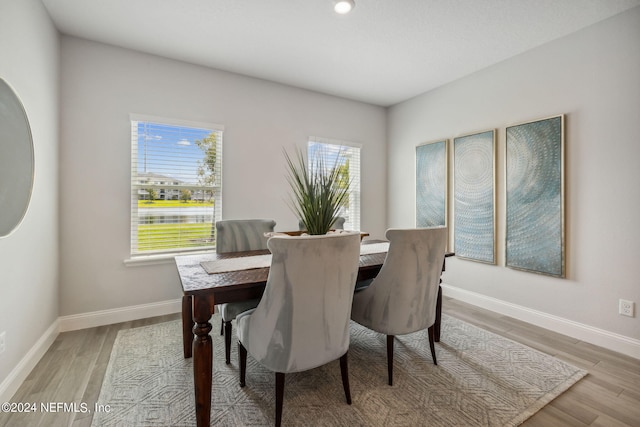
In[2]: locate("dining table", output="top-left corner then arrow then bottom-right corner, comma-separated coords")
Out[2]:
175,239 -> 453,427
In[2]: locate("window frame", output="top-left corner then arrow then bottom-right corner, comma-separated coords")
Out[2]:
307,137 -> 361,232
129,114 -> 223,259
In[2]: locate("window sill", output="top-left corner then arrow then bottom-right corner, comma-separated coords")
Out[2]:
124,249 -> 214,267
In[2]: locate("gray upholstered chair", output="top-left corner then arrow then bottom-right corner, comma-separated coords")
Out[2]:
236,231 -> 361,427
350,227 -> 447,385
298,216 -> 346,231
216,218 -> 276,364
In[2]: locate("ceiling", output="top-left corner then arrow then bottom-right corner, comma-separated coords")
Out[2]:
42,0 -> 639,107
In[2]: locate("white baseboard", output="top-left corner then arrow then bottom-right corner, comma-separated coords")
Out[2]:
58,298 -> 182,332
0,320 -> 59,403
442,284 -> 640,360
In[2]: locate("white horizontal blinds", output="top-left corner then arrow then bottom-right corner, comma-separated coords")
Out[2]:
308,138 -> 361,231
130,116 -> 223,255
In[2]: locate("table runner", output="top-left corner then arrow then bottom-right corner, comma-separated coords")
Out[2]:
201,254 -> 272,274
201,242 -> 389,274
359,242 -> 389,255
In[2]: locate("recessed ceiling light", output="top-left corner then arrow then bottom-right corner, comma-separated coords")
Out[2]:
334,0 -> 355,14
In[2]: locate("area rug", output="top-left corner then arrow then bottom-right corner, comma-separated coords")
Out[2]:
92,315 -> 586,426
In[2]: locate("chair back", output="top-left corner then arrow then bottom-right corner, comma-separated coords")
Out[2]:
215,219 -> 276,253
351,227 -> 447,336
237,231 -> 361,373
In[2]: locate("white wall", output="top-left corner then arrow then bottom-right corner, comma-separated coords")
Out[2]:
59,37 -> 387,316
0,0 -> 59,389
388,8 -> 640,342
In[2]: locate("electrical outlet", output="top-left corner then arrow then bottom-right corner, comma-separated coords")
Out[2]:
619,299 -> 635,317
0,331 -> 5,354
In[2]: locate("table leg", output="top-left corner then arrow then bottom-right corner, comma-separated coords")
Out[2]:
193,295 -> 213,427
434,286 -> 442,342
182,295 -> 194,358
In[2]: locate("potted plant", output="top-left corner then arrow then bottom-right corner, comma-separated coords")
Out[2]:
284,147 -> 351,235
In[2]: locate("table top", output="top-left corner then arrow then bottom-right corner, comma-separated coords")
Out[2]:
281,230 -> 370,239
175,240 -> 453,296
175,247 -> 388,295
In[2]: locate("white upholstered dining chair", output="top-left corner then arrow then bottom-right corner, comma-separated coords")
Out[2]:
236,231 -> 361,427
350,227 -> 448,385
216,218 -> 276,364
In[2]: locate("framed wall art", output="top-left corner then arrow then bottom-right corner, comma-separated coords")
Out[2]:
416,140 -> 447,228
505,115 -> 565,277
453,130 -> 496,264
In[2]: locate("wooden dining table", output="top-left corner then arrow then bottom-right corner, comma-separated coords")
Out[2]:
175,240 -> 453,427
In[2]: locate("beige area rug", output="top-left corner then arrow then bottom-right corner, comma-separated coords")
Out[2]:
92,315 -> 586,426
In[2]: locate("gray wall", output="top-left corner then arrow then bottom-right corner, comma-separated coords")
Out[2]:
58,37 -> 387,316
0,0 -> 60,385
388,7 -> 640,341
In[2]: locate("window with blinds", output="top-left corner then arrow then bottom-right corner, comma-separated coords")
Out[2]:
130,115 -> 223,255
308,138 -> 361,231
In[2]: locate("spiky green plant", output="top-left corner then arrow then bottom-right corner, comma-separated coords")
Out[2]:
284,147 -> 351,235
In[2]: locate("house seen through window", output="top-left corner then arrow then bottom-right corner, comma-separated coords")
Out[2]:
130,115 -> 223,255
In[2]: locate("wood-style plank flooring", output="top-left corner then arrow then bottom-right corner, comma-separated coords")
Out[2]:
1,298 -> 639,426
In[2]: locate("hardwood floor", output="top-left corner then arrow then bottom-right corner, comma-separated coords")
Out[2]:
1,298 -> 639,426
443,298 -> 640,427
0,314 -> 181,427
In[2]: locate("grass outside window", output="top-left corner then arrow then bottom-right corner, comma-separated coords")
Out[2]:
137,223 -> 213,252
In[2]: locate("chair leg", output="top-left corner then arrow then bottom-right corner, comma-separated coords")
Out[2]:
224,321 -> 232,364
238,341 -> 247,387
275,372 -> 285,427
339,352 -> 352,404
428,325 -> 438,365
220,318 -> 224,335
386,335 -> 395,386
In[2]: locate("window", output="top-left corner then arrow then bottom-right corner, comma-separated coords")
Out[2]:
130,115 -> 223,256
308,137 -> 361,231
